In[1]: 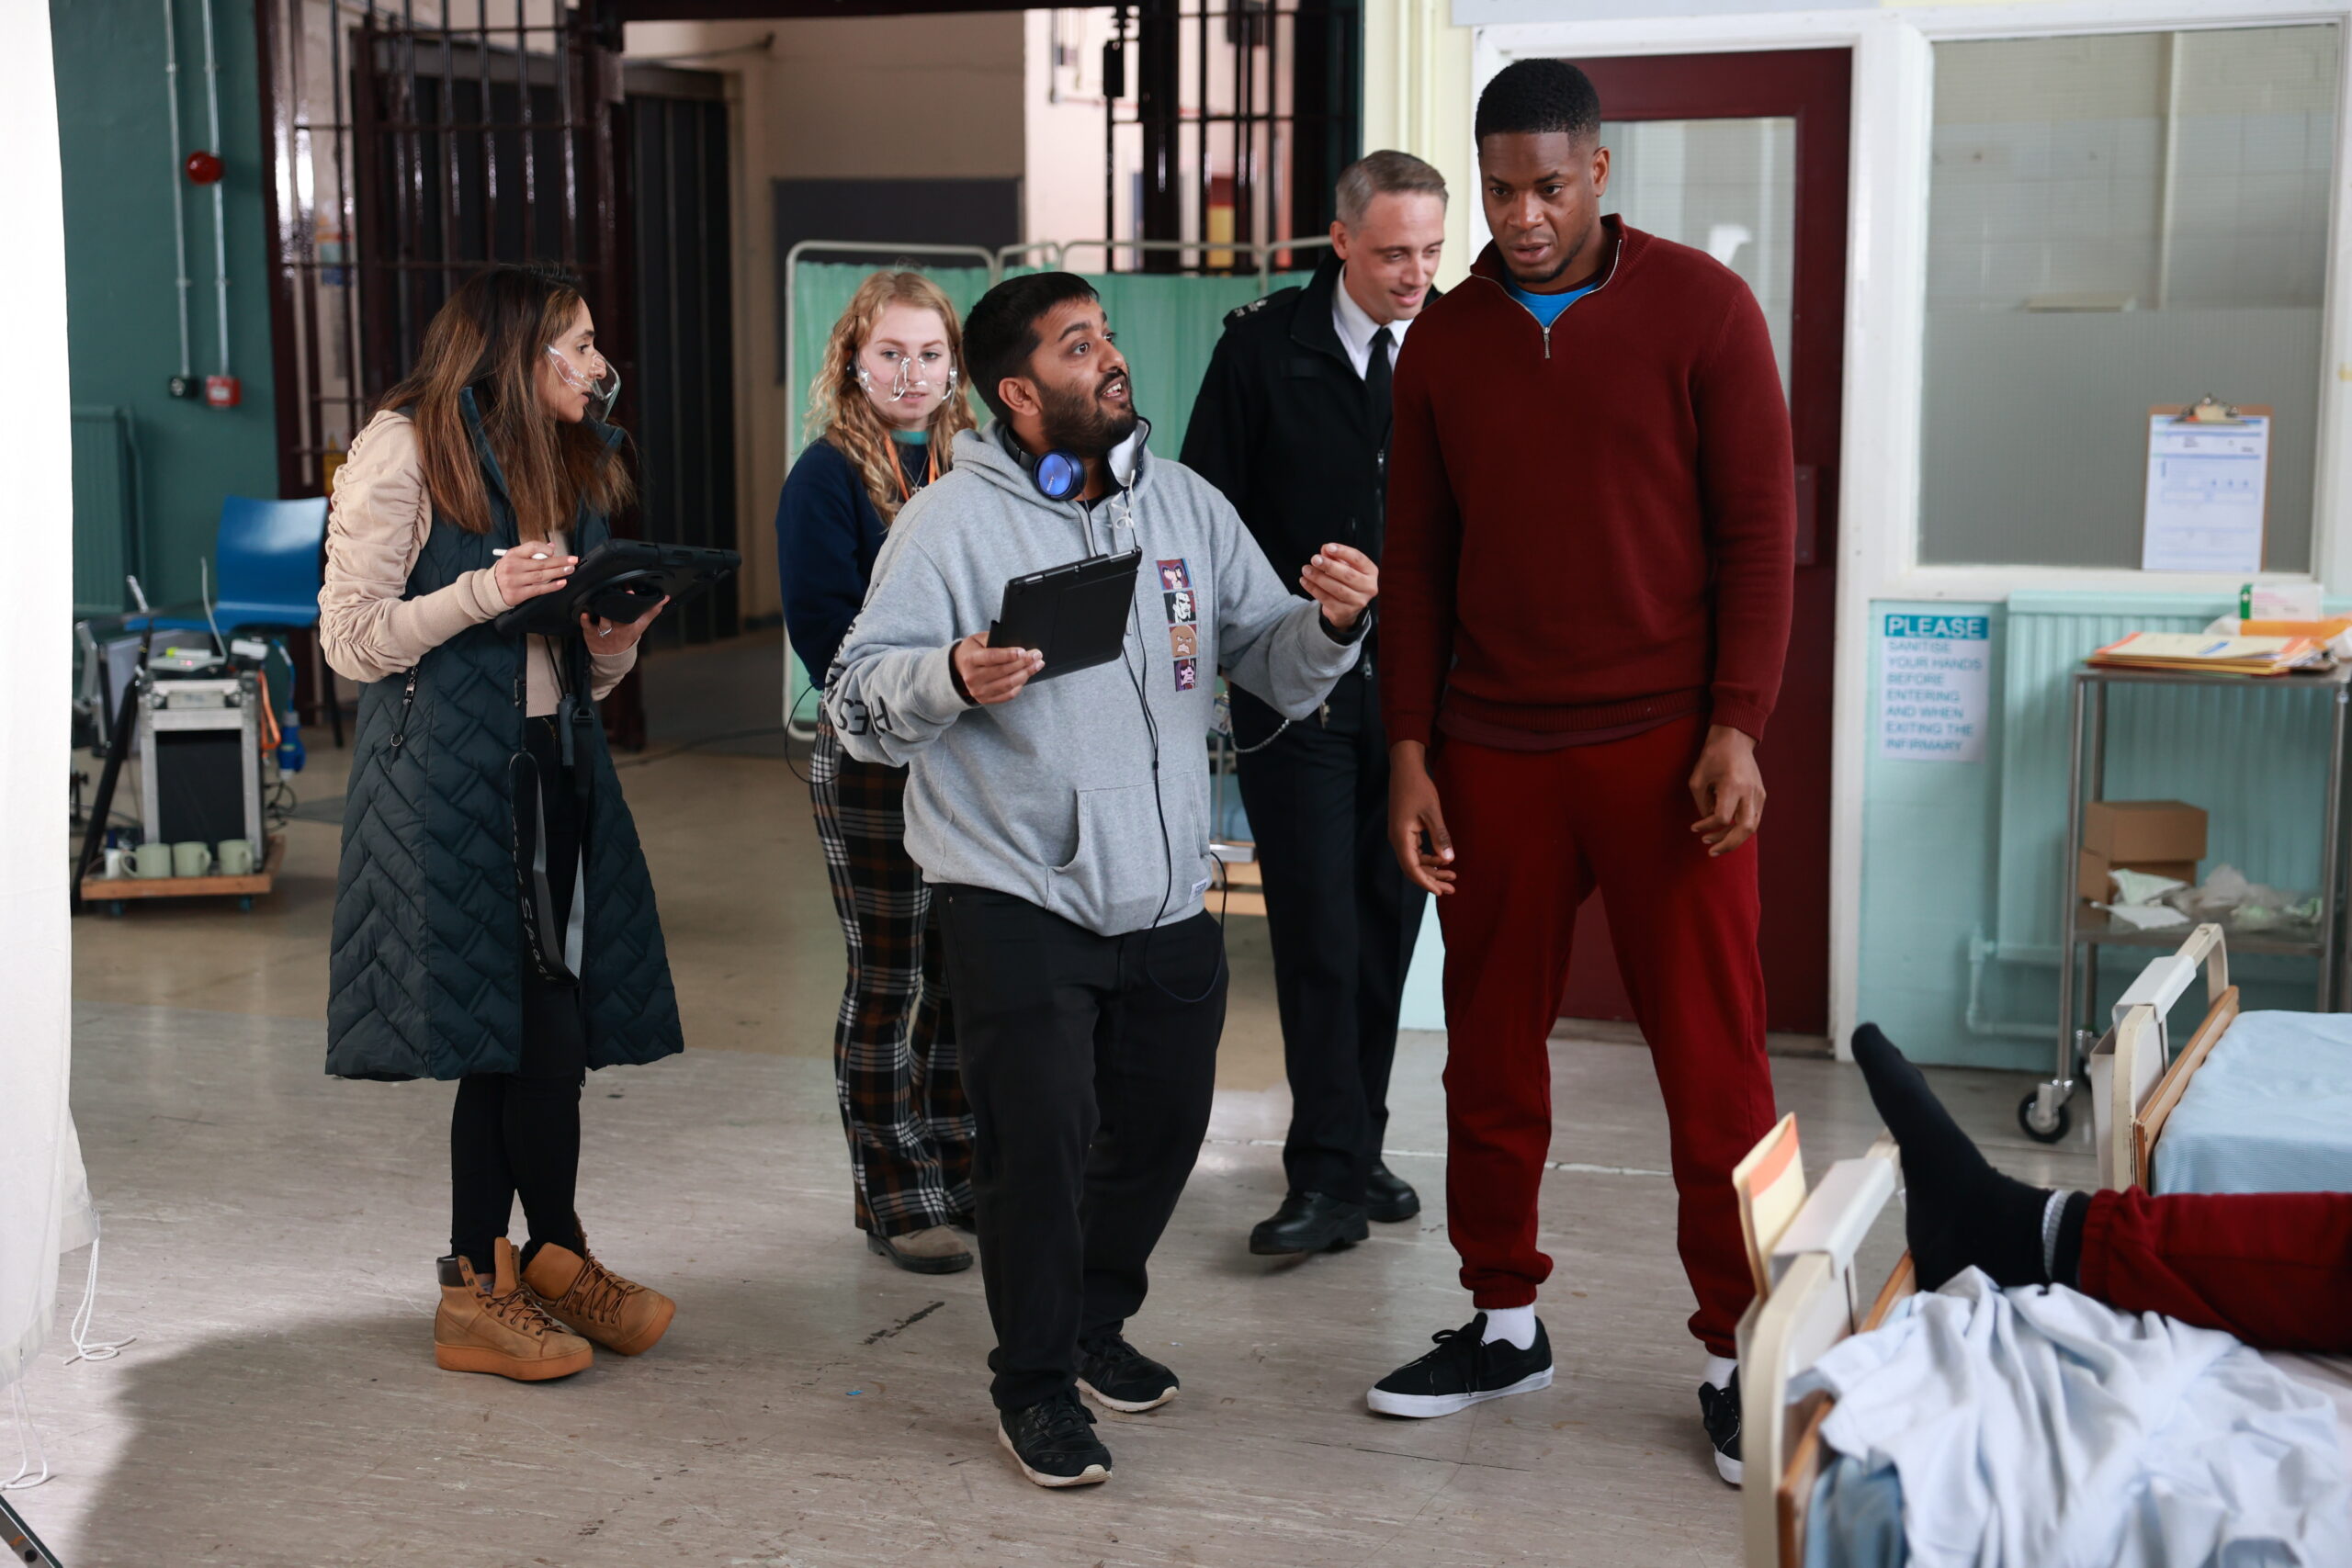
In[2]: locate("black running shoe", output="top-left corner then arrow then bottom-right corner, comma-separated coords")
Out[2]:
1077,1334 -> 1180,1413
998,1391 -> 1113,1488
1366,1314 -> 1554,1418
1700,1371 -> 1742,1486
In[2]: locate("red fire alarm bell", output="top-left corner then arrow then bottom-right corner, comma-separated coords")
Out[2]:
204,375 -> 242,409
185,150 -> 224,186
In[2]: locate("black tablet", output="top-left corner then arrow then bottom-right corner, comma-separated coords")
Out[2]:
492,539 -> 741,638
989,548 -> 1142,682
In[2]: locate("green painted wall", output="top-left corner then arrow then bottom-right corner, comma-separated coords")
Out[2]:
54,0 -> 277,613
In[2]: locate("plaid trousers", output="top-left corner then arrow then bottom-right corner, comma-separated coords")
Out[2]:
809,721 -> 975,1235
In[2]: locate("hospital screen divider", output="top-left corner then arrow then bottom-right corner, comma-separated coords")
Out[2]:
781,256 -> 1316,724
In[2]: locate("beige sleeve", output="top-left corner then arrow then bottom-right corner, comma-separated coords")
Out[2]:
318,412 -> 509,685
587,644 -> 638,704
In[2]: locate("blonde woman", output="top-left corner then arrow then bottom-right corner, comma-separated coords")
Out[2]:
777,270 -> 978,1273
321,263 -> 679,1381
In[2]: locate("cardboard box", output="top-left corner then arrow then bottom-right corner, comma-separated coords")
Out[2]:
2077,849 -> 2200,904
2084,800 -> 2207,864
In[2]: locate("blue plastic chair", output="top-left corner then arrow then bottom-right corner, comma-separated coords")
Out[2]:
141,495 -> 338,742
209,496 -> 330,630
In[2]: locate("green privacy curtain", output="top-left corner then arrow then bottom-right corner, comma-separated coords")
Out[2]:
1061,270 -> 1315,458
784,262 -> 996,465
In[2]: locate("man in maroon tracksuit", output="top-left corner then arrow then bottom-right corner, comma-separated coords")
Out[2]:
1364,58 -> 1792,1486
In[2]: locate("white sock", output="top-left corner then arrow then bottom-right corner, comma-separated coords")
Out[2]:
1703,1353 -> 1737,1392
1480,1304 -> 1538,1349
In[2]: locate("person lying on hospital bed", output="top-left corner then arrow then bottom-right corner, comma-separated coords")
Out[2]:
1849,1024 -> 2349,1355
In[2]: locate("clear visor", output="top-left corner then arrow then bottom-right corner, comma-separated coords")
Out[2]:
545,344 -> 621,418
857,349 -> 956,404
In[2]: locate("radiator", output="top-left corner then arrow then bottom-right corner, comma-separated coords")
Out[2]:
71,406 -> 141,617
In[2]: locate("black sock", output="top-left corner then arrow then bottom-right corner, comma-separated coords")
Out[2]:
1849,1023 -> 2055,1291
2052,1190 -> 2090,1288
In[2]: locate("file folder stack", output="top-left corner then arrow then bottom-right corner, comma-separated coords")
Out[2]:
2088,631 -> 2330,677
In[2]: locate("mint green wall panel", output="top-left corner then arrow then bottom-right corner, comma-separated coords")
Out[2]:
1859,591 -> 2342,1071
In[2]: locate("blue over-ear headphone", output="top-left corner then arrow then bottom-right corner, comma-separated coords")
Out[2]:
1032,449 -> 1086,502
998,423 -> 1087,502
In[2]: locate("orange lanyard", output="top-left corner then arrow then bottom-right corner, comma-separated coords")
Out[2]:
895,440 -> 940,502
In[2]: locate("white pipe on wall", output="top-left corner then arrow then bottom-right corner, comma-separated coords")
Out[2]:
198,0 -> 229,378
2154,30 -> 2185,310
162,0 -> 192,383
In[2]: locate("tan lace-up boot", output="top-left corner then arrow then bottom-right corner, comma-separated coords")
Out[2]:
522,1225 -> 675,1357
434,1238 -> 594,1381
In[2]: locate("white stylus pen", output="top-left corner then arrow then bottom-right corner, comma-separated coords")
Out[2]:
490,548 -> 551,560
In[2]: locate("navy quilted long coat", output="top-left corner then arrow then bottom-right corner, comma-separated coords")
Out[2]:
326,394 -> 684,1081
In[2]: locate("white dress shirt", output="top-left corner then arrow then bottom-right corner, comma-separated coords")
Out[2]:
1330,274 -> 1410,381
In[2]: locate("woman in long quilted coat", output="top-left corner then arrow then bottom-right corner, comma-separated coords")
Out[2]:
320,264 -> 684,1382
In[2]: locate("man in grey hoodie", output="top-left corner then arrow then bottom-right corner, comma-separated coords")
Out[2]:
825,272 -> 1378,1489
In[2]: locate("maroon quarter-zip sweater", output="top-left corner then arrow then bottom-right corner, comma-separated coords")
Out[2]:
1378,220 -> 1795,751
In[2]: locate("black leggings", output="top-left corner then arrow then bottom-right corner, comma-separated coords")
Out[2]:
451,718 -> 588,1277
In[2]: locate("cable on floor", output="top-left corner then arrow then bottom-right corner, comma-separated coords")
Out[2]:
65,1235 -> 134,1366
2,1383 -> 49,1493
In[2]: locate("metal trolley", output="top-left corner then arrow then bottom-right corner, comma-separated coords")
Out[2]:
2021,658 -> 2352,1143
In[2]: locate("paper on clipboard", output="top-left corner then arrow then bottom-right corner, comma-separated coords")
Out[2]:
2142,404 -> 2271,572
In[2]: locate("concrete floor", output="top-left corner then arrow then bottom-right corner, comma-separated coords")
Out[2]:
23,636 -> 2096,1567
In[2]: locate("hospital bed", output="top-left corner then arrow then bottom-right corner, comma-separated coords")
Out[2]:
1739,923 -> 2352,1566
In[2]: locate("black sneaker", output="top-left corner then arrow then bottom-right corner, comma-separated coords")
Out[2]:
1700,1371 -> 1742,1485
1077,1334 -> 1180,1413
998,1391 -> 1113,1488
1366,1314 -> 1554,1418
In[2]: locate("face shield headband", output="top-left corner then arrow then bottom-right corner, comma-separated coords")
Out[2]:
544,343 -> 621,421
856,353 -> 958,406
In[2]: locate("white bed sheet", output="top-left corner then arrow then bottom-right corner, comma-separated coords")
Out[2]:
2266,1351 -> 2352,1470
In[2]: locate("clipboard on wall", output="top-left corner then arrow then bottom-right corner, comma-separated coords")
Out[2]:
2143,397 -> 2273,573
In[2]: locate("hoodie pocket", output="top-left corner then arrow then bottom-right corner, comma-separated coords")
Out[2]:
1049,783 -> 1167,933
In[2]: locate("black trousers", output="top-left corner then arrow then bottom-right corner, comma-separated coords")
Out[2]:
1232,686 -> 1426,1204
449,717 -> 588,1277
934,886 -> 1227,1412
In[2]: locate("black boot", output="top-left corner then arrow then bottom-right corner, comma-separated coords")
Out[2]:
1248,1191 -> 1371,1256
1365,1160 -> 1421,1223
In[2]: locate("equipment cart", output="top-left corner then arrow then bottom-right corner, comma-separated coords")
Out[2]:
2022,659 -> 2352,1142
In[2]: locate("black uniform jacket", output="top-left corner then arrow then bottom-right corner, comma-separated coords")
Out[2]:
1182,255 -> 1435,736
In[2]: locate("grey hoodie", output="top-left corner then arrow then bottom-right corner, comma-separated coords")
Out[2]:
824,422 -> 1363,937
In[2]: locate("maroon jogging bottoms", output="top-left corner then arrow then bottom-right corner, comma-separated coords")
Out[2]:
1431,717 -> 1779,1355
2080,1187 -> 2352,1353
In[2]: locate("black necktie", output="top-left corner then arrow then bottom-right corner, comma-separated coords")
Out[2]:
1365,326 -> 1394,434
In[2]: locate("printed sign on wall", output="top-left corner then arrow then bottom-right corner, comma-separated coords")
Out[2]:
1878,613 -> 1990,762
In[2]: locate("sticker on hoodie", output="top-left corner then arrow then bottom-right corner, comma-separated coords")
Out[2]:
1174,658 -> 1200,693
1169,624 -> 1198,660
1164,589 -> 1195,625
1157,558 -> 1192,591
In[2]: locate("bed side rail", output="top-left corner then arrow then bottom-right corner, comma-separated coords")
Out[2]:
1739,1134 -> 1906,1566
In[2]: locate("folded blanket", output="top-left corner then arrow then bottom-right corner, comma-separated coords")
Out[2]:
1792,1269 -> 2349,1568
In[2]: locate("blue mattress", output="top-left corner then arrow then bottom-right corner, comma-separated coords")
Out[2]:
2152,1010 -> 2352,1196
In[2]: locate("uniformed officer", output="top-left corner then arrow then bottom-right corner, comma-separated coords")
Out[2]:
1182,150 -> 1448,1258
